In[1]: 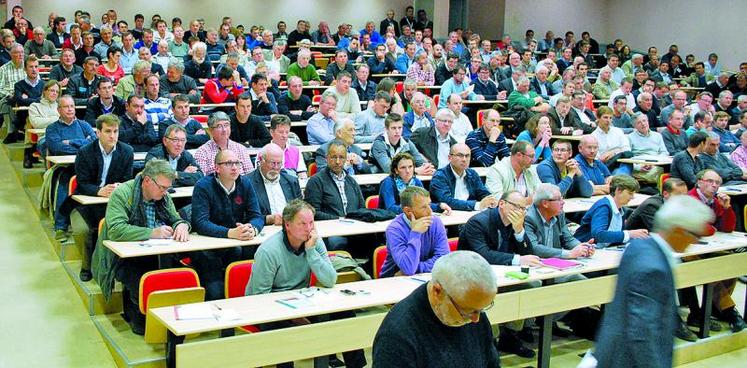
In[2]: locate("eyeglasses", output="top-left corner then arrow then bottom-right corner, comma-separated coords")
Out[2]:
165,136 -> 187,143
445,289 -> 494,320
217,161 -> 242,167
328,155 -> 347,162
546,197 -> 564,203
700,178 -> 722,186
552,147 -> 571,153
450,153 -> 470,159
212,123 -> 231,130
503,200 -> 528,212
148,176 -> 171,192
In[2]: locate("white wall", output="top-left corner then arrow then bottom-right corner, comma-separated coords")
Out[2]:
502,0 -> 608,45
607,0 -> 747,71
21,0 -> 412,32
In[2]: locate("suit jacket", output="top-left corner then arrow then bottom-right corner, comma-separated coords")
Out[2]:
536,158 -> 593,198
402,110 -> 435,139
497,78 -> 515,94
144,144 -> 204,187
529,78 -> 555,99
548,108 -> 585,135
74,141 -> 134,196
568,108 -> 596,134
303,167 -> 365,220
247,169 -> 302,218
594,237 -> 676,368
457,207 -> 530,265
524,205 -> 580,258
411,125 -> 456,168
314,141 -> 372,174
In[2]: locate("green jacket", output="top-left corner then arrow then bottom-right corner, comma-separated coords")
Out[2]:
592,79 -> 619,100
114,75 -> 138,100
508,90 -> 541,109
286,63 -> 321,85
680,72 -> 715,88
92,175 -> 190,300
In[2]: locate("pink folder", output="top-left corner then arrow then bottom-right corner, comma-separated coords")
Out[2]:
541,258 -> 583,270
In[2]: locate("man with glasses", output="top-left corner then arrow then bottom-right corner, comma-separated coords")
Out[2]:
537,140 -> 593,198
486,140 -> 541,199
465,108 -> 510,167
438,65 -> 484,109
380,186 -> 449,277
306,92 -> 338,145
191,149 -> 264,300
248,143 -> 302,226
314,119 -> 372,175
145,124 -> 202,187
373,251 -> 500,367
431,143 -> 496,211
699,132 -> 747,185
93,159 -> 190,335
411,108 -> 457,169
193,111 -> 254,175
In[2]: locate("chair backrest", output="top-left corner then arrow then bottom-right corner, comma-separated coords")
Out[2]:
312,94 -> 322,104
365,195 -> 380,209
373,245 -> 387,279
225,260 -> 253,299
191,114 -> 209,123
97,218 -> 105,236
448,237 -> 459,252
395,81 -> 404,94
139,268 -> 200,314
477,109 -> 491,128
658,173 -> 671,194
279,80 -> 287,87
144,287 -> 205,344
308,162 -> 318,176
68,175 -> 78,195
433,94 -> 440,108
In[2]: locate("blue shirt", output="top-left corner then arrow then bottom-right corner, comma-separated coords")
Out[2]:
99,142 -> 116,187
439,78 -> 477,108
306,112 -> 336,145
44,119 -> 97,155
574,153 -> 611,185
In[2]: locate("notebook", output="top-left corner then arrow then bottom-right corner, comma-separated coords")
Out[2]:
541,258 -> 583,270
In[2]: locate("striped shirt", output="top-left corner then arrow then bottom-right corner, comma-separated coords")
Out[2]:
144,96 -> 173,133
0,61 -> 25,98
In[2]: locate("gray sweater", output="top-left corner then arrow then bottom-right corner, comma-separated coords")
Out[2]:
245,230 -> 336,295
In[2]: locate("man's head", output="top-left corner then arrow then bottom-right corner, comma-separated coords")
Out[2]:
533,183 -> 564,218
718,90 -> 733,109
145,74 -> 160,99
714,111 -> 730,130
57,95 -> 76,122
697,92 -> 713,110
207,111 -> 232,145
704,131 -> 721,155
141,159 -> 177,201
334,119 -> 356,146
24,55 -> 39,80
451,65 -> 467,84
446,94 -> 463,116
609,175 -> 640,206
481,109 -> 501,134
661,177 -> 687,200
326,140 -> 348,175
633,113 -> 650,135
401,186 -> 432,220
555,96 -> 571,118
410,91 -> 427,115
448,143 -> 471,172
371,91 -> 392,116
654,195 -> 714,252
162,124 -> 187,158
434,108 -> 455,137
696,169 -> 722,199
270,115 -> 292,147
258,143 -> 284,181
578,135 -> 599,161
510,140 -> 535,171
571,91 -> 586,109
620,78 -> 633,95
95,113 -> 120,152
637,92 -> 653,112
214,149 -> 241,182
428,251 -> 497,326
319,92 -> 338,117
10,44 -> 24,66
551,140 -> 572,166
335,71 -> 352,94
672,90 -> 687,109
516,77 -> 530,94
669,109 -> 685,130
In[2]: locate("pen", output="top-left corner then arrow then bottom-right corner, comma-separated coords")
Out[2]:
339,219 -> 355,224
410,276 -> 428,283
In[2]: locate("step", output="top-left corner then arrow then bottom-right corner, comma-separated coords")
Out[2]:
62,260 -> 123,316
3,142 -> 25,161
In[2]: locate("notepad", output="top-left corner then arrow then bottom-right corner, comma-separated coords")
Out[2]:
275,296 -> 313,309
174,304 -> 215,320
541,258 -> 583,270
139,238 -> 174,247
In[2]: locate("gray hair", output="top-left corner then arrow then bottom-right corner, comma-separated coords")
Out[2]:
164,123 -> 187,138
434,108 -> 456,121
516,76 -> 530,85
191,41 -> 207,53
707,131 -> 720,140
400,186 -> 430,208
207,111 -> 231,128
738,95 -> 747,103
719,90 -> 733,99
297,49 -> 311,58
167,57 -> 184,72
142,158 -> 177,181
258,142 -> 284,164
273,40 -> 286,48
132,60 -> 150,73
282,199 -> 316,223
403,79 -> 417,89
632,53 -> 643,60
636,91 -> 652,103
532,183 -> 560,205
654,195 -> 714,233
431,251 -> 497,299
334,118 -> 354,134
534,65 -> 548,75
321,90 -> 338,102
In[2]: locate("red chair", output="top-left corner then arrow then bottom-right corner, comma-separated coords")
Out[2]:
279,80 -> 287,87
191,115 -> 208,123
308,162 -> 318,176
395,81 -> 404,94
373,245 -> 387,279
139,268 -> 204,343
433,94 -> 440,108
68,175 -> 78,195
365,195 -> 380,209
658,173 -> 671,194
476,109 -> 490,128
225,260 -> 261,333
312,94 -> 322,104
38,66 -> 51,73
448,237 -> 459,252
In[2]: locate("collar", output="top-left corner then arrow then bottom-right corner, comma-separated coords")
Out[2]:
696,188 -> 714,205
605,194 -> 621,214
260,169 -> 280,184
667,125 -> 680,134
282,229 -> 305,256
633,129 -> 651,138
215,175 -> 236,196
329,168 -> 346,181
450,165 -> 466,180
98,141 -> 116,156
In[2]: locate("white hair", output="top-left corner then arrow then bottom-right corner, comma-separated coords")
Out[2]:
533,183 -> 560,205
432,251 -> 497,298
654,195 -> 714,233
334,118 -> 354,133
434,108 -> 456,121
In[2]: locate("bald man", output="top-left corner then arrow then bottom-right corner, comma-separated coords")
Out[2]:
248,143 -> 303,226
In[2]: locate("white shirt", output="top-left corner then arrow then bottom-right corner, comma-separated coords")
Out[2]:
411,112 -> 432,131
451,166 -> 470,201
436,133 -> 451,168
450,112 -> 473,143
262,171 -> 288,215
99,142 -> 116,188
573,107 -> 593,126
591,126 -> 630,159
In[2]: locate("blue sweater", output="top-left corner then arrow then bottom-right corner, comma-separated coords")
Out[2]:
44,119 -> 96,155
378,176 -> 441,214
536,157 -> 593,198
191,174 -> 265,238
575,153 -> 611,185
380,213 -> 450,277
430,165 -> 490,211
573,196 -> 626,246
516,130 -> 552,161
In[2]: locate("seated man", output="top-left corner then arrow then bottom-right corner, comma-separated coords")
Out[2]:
402,91 -> 434,138
352,64 -> 377,102
13,55 -> 43,130
315,119 -> 372,174
370,113 -> 433,174
712,111 -> 739,152
698,132 -> 747,185
685,169 -> 746,332
270,115 -> 307,179
200,65 -> 245,104
591,106 -> 633,175
92,159 -> 190,335
465,109 -> 511,167
485,141 -> 541,199
143,74 -> 173,127
158,94 -> 208,148
626,177 -> 688,231
248,143 -> 303,226
247,73 -> 278,121
70,114 -> 134,281
373,251 -> 500,367
114,60 -> 148,101
446,93 -> 475,144
229,93 -> 272,147
285,49 -> 321,86
324,49 -> 356,85
246,199 -> 367,368
537,139 -> 593,198
574,175 -> 649,247
193,111 -> 255,175
525,183 -> 593,260
49,48 -> 82,88
438,65 -> 484,109
306,92 -> 338,145
380,186 -> 450,277
277,76 -> 314,122
661,109 -> 689,155
324,70 -> 361,121
627,113 -> 669,183
118,95 -> 158,153
411,108 -> 457,169
354,91 -> 390,143
431,143 -> 497,211
145,124 -> 203,187
191,149 -> 264,299
575,135 -> 612,195
159,58 -> 201,104
549,96 -> 585,135
507,76 -> 550,113
84,78 -> 125,125
671,131 -> 707,188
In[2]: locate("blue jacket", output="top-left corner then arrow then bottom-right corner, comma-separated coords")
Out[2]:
395,54 -> 414,74
536,158 -> 593,198
575,153 -> 611,186
402,110 -> 434,139
516,130 -> 552,161
191,174 -> 265,238
594,237 -> 676,368
465,127 -> 511,167
44,119 -> 97,155
573,196 -> 626,246
430,165 -> 490,211
378,176 -> 441,214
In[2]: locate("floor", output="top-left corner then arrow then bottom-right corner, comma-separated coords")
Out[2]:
0,144 -> 745,368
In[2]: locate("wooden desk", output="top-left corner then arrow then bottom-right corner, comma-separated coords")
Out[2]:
617,155 -> 673,165
563,193 -> 649,213
13,105 -> 86,111
551,135 -> 583,141
74,186 -> 194,206
371,73 -> 406,79
27,128 -> 46,136
719,184 -> 747,196
463,99 -> 508,105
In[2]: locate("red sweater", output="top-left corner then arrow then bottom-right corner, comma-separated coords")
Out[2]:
687,188 -> 736,235
200,78 -> 244,104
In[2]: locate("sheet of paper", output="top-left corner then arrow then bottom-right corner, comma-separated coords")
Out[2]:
139,238 -> 174,246
174,304 -> 215,320
275,296 -> 314,309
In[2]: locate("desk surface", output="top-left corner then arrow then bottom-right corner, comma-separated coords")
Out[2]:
617,155 -> 673,165
551,135 -> 583,141
719,184 -> 747,196
563,193 -> 649,213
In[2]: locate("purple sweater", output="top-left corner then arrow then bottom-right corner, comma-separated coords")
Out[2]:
381,213 -> 450,277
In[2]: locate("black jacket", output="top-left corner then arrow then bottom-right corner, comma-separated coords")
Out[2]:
247,169 -> 303,218
277,92 -> 314,121
84,96 -> 125,125
457,207 -> 530,265
229,113 -> 272,148
145,144 -> 204,187
74,140 -> 134,196
303,167 -> 365,220
411,125 -> 456,168
119,114 -> 158,152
